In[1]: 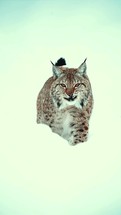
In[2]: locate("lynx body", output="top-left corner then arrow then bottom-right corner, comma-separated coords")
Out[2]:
36,58 -> 93,145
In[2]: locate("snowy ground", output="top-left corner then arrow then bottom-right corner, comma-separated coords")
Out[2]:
0,1 -> 121,215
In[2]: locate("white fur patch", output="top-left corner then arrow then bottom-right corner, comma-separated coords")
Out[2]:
59,97 -> 82,110
61,113 -> 73,139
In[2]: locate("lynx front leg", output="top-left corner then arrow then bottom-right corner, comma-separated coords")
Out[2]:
68,120 -> 89,145
68,133 -> 88,145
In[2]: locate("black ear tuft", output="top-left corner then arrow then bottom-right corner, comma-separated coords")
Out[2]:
55,58 -> 66,66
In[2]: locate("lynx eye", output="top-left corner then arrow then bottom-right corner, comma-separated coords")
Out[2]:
75,83 -> 81,88
60,83 -> 66,88
75,83 -> 86,88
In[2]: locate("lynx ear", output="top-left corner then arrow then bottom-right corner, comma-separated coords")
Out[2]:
77,58 -> 87,75
50,61 -> 62,78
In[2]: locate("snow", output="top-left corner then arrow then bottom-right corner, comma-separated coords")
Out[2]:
0,1 -> 121,215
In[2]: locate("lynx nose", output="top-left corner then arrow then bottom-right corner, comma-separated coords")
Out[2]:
65,88 -> 74,97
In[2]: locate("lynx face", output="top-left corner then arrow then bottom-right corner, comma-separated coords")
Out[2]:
51,64 -> 91,110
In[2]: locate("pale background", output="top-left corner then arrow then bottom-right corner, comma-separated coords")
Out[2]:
0,0 -> 121,214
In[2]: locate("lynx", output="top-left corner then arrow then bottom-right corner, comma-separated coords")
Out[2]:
36,58 -> 93,145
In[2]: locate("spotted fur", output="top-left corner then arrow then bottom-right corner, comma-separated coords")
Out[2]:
36,58 -> 93,145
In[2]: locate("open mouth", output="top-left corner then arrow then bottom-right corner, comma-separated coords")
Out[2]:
64,96 -> 77,101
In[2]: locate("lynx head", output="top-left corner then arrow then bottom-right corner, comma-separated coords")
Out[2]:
50,58 -> 92,109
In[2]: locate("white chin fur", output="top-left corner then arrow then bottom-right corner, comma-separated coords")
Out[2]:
59,98 -> 82,110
